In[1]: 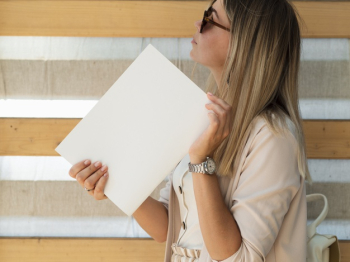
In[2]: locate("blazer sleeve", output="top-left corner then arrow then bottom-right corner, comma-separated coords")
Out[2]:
211,124 -> 301,262
158,163 -> 178,210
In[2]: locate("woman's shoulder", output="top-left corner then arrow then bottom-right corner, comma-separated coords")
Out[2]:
251,113 -> 297,140
247,113 -> 298,155
241,114 -> 301,183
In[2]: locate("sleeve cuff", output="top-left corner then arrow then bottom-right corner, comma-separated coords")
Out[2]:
210,242 -> 243,262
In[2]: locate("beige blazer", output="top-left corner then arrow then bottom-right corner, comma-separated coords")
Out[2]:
159,115 -> 307,262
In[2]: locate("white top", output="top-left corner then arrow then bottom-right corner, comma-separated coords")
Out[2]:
172,153 -> 204,250
159,115 -> 307,261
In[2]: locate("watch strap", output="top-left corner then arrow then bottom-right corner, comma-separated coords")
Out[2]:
188,162 -> 206,174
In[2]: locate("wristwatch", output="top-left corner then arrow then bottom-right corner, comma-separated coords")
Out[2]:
188,157 -> 216,175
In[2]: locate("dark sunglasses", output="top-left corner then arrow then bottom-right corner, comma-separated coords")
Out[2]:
200,1 -> 231,33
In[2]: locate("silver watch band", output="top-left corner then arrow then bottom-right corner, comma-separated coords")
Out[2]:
188,162 -> 205,174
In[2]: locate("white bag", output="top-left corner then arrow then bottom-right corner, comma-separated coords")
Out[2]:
306,193 -> 340,262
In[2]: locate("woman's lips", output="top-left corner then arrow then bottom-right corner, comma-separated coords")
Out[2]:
191,39 -> 197,44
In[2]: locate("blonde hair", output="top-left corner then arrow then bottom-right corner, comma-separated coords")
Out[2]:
192,0 -> 313,184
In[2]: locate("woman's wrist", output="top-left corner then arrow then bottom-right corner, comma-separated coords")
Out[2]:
189,154 -> 214,165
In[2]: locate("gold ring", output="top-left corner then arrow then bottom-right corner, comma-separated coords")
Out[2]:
84,186 -> 95,192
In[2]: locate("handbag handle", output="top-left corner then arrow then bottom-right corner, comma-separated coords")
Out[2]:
306,193 -> 329,239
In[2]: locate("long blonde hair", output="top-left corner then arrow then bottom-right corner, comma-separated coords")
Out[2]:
192,0 -> 313,184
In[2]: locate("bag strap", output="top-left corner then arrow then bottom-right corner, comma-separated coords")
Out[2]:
306,193 -> 329,239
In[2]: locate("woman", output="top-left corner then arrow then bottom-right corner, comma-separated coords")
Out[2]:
69,0 -> 313,261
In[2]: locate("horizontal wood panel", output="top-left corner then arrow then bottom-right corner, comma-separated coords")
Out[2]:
0,1 -> 203,38
0,118 -> 78,156
0,238 -> 348,262
0,118 -> 349,158
0,1 -> 349,38
303,120 -> 350,159
340,241 -> 350,262
0,238 -> 166,262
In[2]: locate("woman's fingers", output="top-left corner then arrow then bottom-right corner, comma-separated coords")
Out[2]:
75,161 -> 103,188
93,172 -> 109,200
206,93 -> 232,138
68,159 -> 91,179
205,102 -> 226,137
84,165 -> 108,196
69,159 -> 109,200
207,92 -> 231,111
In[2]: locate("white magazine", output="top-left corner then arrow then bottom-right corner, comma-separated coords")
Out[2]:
55,44 -> 211,216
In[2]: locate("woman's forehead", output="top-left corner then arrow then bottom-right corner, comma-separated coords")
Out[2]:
212,0 -> 230,25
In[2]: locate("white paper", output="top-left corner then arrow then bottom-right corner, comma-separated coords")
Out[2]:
55,44 -> 212,216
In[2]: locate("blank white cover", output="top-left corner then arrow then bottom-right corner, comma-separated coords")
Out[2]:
55,44 -> 211,216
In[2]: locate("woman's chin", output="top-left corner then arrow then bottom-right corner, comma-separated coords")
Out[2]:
189,50 -> 197,62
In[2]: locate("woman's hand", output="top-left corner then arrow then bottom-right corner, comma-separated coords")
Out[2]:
69,160 -> 109,200
189,92 -> 233,162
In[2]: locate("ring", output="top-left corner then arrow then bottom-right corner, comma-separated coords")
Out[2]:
84,186 -> 95,192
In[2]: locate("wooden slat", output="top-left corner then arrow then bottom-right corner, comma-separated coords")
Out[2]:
0,238 -> 166,262
295,1 -> 350,38
340,241 -> 350,262
0,118 -> 78,156
303,120 -> 350,159
0,1 -> 204,38
0,238 -> 348,262
0,118 -> 350,158
0,1 -> 349,38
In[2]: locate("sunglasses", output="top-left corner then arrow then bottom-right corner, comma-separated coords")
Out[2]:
200,0 -> 231,33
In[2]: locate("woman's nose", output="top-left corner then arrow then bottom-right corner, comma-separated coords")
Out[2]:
194,20 -> 202,32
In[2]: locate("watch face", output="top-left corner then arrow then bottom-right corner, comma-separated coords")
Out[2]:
206,158 -> 216,174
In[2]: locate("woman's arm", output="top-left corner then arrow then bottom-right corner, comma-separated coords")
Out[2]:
191,124 -> 301,262
191,156 -> 242,261
133,166 -> 177,243
133,196 -> 168,243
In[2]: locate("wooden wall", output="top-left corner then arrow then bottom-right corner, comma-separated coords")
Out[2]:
0,1 -> 349,261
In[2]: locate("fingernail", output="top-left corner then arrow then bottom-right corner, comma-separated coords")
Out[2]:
104,172 -> 109,177
101,165 -> 107,172
208,92 -> 213,96
94,161 -> 101,168
84,160 -> 90,165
